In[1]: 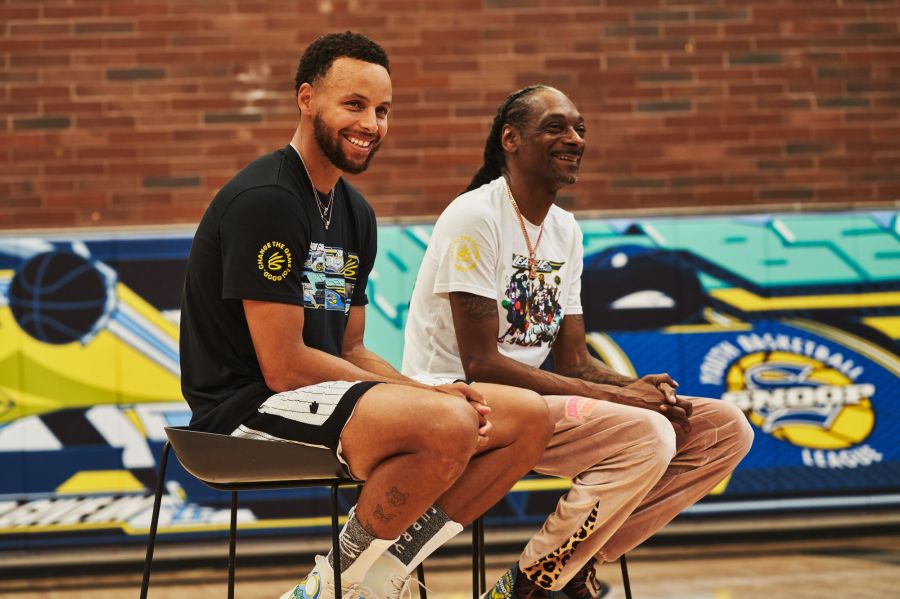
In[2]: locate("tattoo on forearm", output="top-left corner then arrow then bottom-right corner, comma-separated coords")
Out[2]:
574,363 -> 633,386
386,486 -> 408,507
457,294 -> 497,322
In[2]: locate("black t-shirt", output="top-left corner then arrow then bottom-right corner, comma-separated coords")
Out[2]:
180,144 -> 377,434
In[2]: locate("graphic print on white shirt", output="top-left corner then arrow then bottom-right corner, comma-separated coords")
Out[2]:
499,255 -> 566,347
402,176 -> 584,378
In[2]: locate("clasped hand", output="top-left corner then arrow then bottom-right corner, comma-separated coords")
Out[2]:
621,373 -> 693,433
435,382 -> 492,448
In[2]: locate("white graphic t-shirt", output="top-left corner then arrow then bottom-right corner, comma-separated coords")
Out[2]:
402,176 -> 584,379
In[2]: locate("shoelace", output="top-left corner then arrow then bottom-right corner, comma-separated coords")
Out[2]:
387,575 -> 432,599
336,581 -> 377,599
293,579 -> 376,599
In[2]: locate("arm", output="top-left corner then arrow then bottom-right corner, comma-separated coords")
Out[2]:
553,313 -> 691,419
341,304 -> 491,442
450,292 -> 692,428
552,314 -> 635,387
243,299 -> 400,392
451,292 -> 624,398
341,305 -> 419,381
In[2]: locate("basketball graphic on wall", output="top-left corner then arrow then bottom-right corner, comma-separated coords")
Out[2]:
8,251 -> 112,345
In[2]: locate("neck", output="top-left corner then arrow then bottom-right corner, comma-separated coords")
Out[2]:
291,123 -> 341,193
503,169 -> 555,225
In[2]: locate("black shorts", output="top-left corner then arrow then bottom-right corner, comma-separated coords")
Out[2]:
230,380 -> 381,477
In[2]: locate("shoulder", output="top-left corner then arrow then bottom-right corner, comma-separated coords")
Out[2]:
227,148 -> 292,191
339,178 -> 376,221
436,177 -> 505,230
213,149 -> 302,215
220,184 -> 299,218
548,203 -> 578,226
548,205 -> 581,235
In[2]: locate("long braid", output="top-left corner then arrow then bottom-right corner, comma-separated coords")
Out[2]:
464,85 -> 549,193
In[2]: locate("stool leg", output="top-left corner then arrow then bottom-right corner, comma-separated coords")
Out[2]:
140,441 -> 171,599
620,554 -> 633,599
416,563 -> 427,599
228,491 -> 238,599
471,520 -> 479,599
332,484 -> 342,597
478,517 -> 486,593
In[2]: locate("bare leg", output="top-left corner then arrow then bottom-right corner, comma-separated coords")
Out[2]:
339,383 -> 482,538
436,383 -> 553,525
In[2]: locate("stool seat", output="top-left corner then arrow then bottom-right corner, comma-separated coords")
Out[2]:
165,426 -> 352,486
140,426 -> 366,599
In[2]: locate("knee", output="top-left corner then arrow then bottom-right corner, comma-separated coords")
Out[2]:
631,410 -> 677,468
516,390 -> 553,444
417,400 -> 479,480
715,400 -> 755,456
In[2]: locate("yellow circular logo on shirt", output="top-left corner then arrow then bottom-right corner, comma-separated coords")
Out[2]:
257,241 -> 293,282
451,235 -> 480,272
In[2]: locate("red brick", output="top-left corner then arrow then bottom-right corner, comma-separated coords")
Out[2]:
1,0 -> 897,228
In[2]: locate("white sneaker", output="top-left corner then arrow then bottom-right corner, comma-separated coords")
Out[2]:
361,553 -> 427,599
279,555 -> 376,599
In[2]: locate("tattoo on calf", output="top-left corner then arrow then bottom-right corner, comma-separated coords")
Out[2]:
373,503 -> 395,524
386,486 -> 409,507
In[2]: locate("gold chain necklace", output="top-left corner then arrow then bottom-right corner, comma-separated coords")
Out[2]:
504,177 -> 544,280
297,150 -> 335,230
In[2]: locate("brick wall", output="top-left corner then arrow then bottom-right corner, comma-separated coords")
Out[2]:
2,0 -> 898,229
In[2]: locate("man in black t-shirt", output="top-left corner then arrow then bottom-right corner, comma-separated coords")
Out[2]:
180,32 -> 552,598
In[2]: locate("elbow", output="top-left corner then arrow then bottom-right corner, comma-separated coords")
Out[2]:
553,355 -> 582,378
259,363 -> 297,393
461,353 -> 495,383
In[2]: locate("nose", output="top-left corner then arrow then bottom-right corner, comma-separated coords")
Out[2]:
358,108 -> 378,134
564,126 -> 585,150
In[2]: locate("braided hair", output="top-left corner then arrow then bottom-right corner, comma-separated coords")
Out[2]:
464,85 -> 550,193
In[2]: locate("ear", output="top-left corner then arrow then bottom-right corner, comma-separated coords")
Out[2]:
500,124 -> 518,154
297,82 -> 314,115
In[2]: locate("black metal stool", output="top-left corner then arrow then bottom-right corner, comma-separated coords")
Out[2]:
139,426 -> 427,598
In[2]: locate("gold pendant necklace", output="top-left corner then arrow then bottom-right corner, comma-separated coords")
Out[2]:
297,150 -> 334,230
504,177 -> 544,280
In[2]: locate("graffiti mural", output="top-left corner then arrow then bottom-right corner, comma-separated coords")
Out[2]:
0,211 -> 897,551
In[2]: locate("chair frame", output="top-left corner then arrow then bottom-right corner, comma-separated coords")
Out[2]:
139,427 -> 630,598
139,428 -> 427,598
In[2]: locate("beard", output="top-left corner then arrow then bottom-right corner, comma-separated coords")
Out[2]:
551,154 -> 580,187
555,170 -> 579,186
313,113 -> 381,175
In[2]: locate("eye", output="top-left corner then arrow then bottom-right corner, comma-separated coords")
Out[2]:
575,125 -> 587,137
376,106 -> 390,118
545,122 -> 565,133
345,100 -> 363,110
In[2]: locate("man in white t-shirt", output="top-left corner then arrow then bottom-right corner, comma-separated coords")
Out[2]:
402,86 -> 754,597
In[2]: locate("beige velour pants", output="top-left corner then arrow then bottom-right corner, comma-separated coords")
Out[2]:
518,395 -> 754,590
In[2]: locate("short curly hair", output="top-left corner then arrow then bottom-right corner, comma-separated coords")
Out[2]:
294,31 -> 390,93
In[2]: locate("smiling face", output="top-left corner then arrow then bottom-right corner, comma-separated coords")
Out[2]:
301,57 -> 392,175
504,88 -> 586,189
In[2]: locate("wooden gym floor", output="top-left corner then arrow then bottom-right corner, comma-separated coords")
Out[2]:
1,529 -> 898,598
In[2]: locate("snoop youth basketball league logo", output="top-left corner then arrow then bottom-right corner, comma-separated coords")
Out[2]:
257,241 -> 293,282
700,332 -> 883,470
